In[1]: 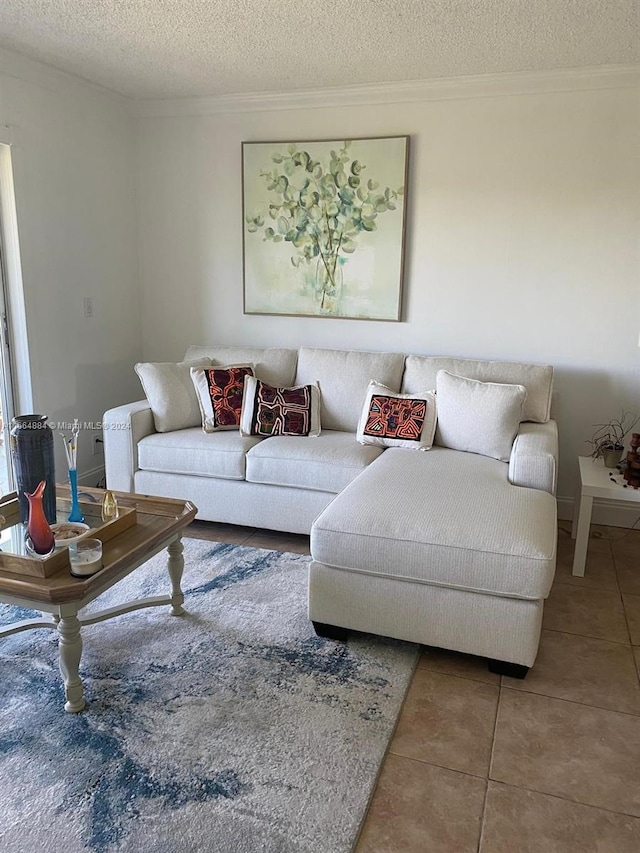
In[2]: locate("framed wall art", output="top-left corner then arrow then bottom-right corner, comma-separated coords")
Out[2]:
242,135 -> 409,321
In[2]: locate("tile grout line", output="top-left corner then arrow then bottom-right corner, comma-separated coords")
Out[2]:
476,681 -> 502,852
611,557 -> 640,598
385,750 -> 491,784
485,777 -> 640,822
553,579 -> 619,592
502,681 -> 640,718
415,663 -> 499,687
608,540 -> 638,649
541,622 -> 629,646
499,684 -> 640,720
554,531 -> 619,592
542,625 -> 634,649
553,539 -> 618,589
415,650 -> 640,717
608,539 -> 622,594
619,594 -> 640,688
610,543 -> 640,662
417,668 -> 496,686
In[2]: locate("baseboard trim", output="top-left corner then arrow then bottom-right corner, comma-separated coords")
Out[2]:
557,496 -> 640,530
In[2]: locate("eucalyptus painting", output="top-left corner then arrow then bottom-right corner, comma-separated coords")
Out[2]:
242,136 -> 408,320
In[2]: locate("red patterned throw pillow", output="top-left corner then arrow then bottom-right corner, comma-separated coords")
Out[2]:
190,364 -> 254,432
240,376 -> 321,437
357,381 -> 437,450
364,395 -> 427,441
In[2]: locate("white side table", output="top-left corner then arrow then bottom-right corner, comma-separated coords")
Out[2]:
571,456 -> 640,576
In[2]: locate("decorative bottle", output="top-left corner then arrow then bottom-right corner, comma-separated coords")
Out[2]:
25,480 -> 55,555
101,490 -> 118,523
67,468 -> 85,523
10,414 -> 56,524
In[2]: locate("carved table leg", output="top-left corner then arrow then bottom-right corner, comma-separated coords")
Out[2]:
57,603 -> 85,713
167,536 -> 185,616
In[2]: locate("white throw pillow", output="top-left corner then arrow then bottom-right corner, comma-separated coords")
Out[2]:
356,381 -> 437,450
435,370 -> 527,462
190,364 -> 254,433
135,360 -> 211,433
239,376 -> 321,437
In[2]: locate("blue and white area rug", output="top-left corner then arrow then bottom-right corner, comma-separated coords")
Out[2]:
0,540 -> 418,853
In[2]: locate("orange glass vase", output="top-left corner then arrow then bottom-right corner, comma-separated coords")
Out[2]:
25,480 -> 55,555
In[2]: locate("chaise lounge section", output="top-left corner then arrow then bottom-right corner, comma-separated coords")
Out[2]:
309,445 -> 557,676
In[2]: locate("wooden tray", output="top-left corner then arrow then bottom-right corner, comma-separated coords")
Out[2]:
0,492 -> 137,579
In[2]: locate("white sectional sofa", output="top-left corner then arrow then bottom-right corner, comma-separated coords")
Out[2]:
104,345 -> 558,677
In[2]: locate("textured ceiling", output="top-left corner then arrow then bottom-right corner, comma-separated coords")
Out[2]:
0,0 -> 638,99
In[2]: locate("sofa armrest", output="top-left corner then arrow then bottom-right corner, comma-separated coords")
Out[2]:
509,420 -> 558,495
103,400 -> 156,492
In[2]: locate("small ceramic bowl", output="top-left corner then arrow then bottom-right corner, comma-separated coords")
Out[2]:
51,522 -> 90,548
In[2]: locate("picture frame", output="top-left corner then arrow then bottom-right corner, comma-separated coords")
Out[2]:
242,135 -> 409,321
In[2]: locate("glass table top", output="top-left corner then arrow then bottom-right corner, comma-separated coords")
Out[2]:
0,508 -> 103,559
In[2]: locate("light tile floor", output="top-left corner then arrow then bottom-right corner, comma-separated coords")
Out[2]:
187,518 -> 640,852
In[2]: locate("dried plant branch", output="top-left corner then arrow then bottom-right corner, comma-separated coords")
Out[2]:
587,410 -> 640,458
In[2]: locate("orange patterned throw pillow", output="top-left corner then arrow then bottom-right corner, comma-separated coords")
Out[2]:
357,381 -> 437,450
240,376 -> 321,437
190,365 -> 254,432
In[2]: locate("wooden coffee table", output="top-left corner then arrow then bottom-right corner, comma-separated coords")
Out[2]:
0,487 -> 197,712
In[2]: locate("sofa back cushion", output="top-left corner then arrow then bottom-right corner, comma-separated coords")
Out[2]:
295,347 -> 405,432
184,346 -> 298,387
135,359 -> 211,433
402,355 -> 553,423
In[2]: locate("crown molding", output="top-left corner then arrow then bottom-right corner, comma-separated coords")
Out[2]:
136,64 -> 640,118
1,46 -> 637,119
0,47 -> 133,111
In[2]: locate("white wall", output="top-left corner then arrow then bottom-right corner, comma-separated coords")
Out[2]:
0,49 -> 142,482
136,73 -> 640,516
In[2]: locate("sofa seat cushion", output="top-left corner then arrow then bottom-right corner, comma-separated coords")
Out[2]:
311,447 -> 557,599
138,428 -> 263,480
246,430 -> 384,493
